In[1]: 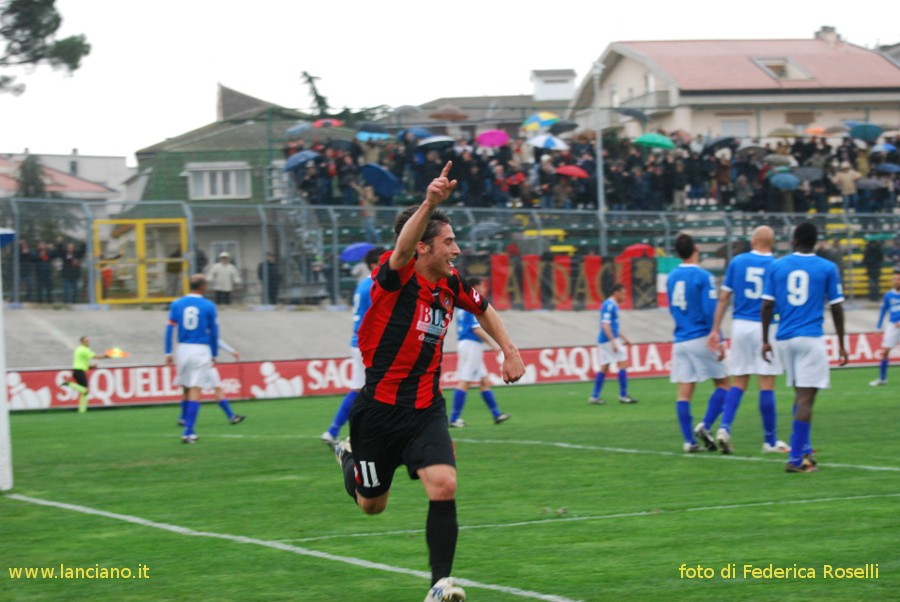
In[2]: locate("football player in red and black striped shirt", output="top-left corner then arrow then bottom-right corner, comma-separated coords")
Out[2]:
335,161 -> 525,595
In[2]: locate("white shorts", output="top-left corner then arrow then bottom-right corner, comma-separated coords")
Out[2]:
456,339 -> 487,383
598,338 -> 628,366
776,337 -> 830,389
727,319 -> 783,376
175,343 -> 215,389
670,336 -> 727,383
349,346 -> 365,390
209,366 -> 222,388
882,323 -> 900,350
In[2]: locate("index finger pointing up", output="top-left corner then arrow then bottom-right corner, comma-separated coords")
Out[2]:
440,161 -> 453,178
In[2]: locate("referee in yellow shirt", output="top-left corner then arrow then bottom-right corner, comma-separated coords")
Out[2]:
65,336 -> 109,413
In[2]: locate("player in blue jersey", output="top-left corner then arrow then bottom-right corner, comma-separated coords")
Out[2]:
165,274 -> 219,443
589,283 -> 638,405
177,337 -> 245,427
321,248 -> 384,445
667,233 -> 729,453
761,222 -> 847,473
708,226 -> 789,454
870,268 -> 900,386
449,277 -> 510,427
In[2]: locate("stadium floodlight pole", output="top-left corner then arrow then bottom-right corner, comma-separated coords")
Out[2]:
0,257 -> 13,491
592,60 -> 608,257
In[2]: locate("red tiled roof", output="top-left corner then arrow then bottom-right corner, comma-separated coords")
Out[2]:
617,39 -> 900,91
0,157 -> 115,194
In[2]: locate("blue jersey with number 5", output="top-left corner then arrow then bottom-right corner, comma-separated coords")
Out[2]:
722,251 -> 775,322
762,253 -> 843,340
165,293 -> 219,356
667,264 -> 718,342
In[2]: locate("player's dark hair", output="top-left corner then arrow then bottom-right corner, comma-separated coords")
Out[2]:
611,283 -> 625,293
793,222 -> 818,251
466,275 -> 483,287
365,247 -> 385,267
674,233 -> 696,259
393,205 -> 451,245
189,274 -> 206,291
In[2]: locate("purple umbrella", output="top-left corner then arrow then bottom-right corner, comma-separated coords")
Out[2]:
476,129 -> 510,148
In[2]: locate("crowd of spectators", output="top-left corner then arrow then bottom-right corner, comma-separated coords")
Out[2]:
283,127 -> 900,215
15,237 -> 85,304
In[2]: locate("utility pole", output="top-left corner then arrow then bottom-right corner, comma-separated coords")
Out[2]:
592,61 -> 608,256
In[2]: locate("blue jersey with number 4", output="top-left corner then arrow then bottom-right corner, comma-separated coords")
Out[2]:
667,264 -> 718,342
722,251 -> 775,322
762,253 -> 843,340
165,294 -> 219,356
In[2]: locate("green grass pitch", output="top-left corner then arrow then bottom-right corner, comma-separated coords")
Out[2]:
1,366 -> 897,601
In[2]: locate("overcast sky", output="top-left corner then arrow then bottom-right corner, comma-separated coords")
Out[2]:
1,0 -> 897,165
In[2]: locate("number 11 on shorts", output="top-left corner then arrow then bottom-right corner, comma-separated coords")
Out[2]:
358,461 -> 380,488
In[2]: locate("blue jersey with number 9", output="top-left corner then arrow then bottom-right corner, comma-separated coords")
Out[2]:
762,253 -> 843,340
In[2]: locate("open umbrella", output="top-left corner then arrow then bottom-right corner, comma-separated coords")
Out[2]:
703,136 -> 736,153
871,143 -> 897,154
396,127 -> 433,140
736,144 -> 767,158
392,105 -> 424,117
874,163 -> 900,174
360,163 -> 401,198
340,242 -> 376,263
356,131 -> 392,142
355,121 -> 388,134
549,120 -> 579,135
855,178 -> 887,191
521,112 -> 559,132
428,104 -> 469,122
792,167 -> 824,181
417,135 -> 456,151
555,165 -> 590,179
614,108 -> 649,124
633,132 -> 675,149
282,150 -> 320,173
767,127 -> 797,138
470,221 -> 505,239
285,122 -> 312,138
312,118 -> 344,128
769,173 -> 800,191
476,129 -> 510,148
762,154 -> 796,166
526,134 -> 569,151
849,123 -> 882,142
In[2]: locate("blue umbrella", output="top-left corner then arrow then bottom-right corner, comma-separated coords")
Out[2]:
285,122 -> 312,137
769,172 -> 800,191
871,143 -> 896,153
849,123 -> 883,142
874,163 -> 900,174
397,127 -> 433,139
340,242 -> 376,263
356,131 -> 392,142
526,134 -> 569,151
282,150 -> 320,173
360,163 -> 401,198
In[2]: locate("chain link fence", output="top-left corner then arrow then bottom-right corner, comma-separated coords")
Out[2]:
2,197 -> 898,307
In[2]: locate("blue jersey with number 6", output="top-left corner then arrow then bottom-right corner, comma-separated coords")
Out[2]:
165,293 -> 219,356
667,264 -> 718,342
762,252 -> 843,340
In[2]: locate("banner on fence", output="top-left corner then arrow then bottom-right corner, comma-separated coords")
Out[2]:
5,333 -> 889,411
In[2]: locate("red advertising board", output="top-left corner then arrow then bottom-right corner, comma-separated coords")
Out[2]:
5,333 -> 890,411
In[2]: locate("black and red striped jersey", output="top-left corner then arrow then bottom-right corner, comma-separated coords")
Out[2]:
358,251 -> 487,409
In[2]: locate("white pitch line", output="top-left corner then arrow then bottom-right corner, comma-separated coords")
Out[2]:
277,492 -> 900,544
6,494 -> 580,602
453,438 -> 900,472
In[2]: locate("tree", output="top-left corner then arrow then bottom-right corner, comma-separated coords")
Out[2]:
0,0 -> 91,95
16,153 -> 45,197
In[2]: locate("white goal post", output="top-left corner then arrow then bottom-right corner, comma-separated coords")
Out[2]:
0,257 -> 13,491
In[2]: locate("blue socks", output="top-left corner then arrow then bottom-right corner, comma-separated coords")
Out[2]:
789,420 -> 811,466
179,399 -> 188,422
720,386 -> 744,432
702,387 -> 726,430
759,390 -> 777,446
617,369 -> 628,397
880,359 -> 889,382
183,401 -> 201,437
218,399 -> 234,419
329,391 -> 358,437
451,389 -> 467,422
591,373 -> 606,398
481,390 -> 500,417
676,401 -> 694,443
